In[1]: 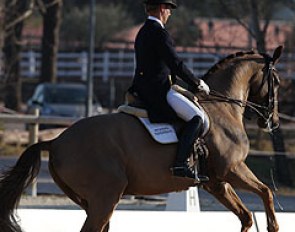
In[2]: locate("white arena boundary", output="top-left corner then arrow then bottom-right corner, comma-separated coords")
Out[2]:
17,209 -> 295,232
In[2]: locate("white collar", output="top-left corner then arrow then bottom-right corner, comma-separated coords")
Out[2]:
148,16 -> 164,28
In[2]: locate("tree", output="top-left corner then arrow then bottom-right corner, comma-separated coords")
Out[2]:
167,6 -> 202,47
0,2 -> 4,50
63,0 -> 145,23
3,0 -> 34,111
214,0 -> 276,52
40,0 -> 62,83
2,0 -> 63,109
0,2 -> 4,87
60,4 -> 134,48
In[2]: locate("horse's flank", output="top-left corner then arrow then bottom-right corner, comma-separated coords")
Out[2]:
51,113 -> 194,195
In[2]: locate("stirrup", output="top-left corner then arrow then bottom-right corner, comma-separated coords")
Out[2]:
195,175 -> 209,183
171,166 -> 195,179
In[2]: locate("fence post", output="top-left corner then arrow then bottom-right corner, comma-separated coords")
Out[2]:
81,51 -> 88,81
0,51 -> 3,77
28,108 -> 39,197
102,51 -> 110,82
271,128 -> 292,185
28,50 -> 36,78
165,187 -> 200,212
109,78 -> 115,113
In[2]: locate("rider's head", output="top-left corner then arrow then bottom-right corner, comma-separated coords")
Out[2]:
144,0 -> 177,25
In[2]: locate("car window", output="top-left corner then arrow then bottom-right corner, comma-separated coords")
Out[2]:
32,85 -> 44,103
45,87 -> 87,104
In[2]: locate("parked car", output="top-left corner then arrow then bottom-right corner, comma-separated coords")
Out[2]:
27,83 -> 103,119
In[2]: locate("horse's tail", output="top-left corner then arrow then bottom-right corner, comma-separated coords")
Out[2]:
0,141 -> 51,232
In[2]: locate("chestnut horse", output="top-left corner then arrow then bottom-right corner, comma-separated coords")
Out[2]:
0,46 -> 283,232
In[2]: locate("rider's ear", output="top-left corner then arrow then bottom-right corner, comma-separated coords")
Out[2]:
159,4 -> 164,12
272,45 -> 283,65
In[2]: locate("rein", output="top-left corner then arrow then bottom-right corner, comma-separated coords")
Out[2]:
201,90 -> 269,119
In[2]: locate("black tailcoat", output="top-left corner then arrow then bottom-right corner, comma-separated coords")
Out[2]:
131,19 -> 196,122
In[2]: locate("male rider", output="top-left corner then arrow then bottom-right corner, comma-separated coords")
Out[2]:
129,0 -> 210,181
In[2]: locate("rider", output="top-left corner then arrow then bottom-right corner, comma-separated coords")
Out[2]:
129,0 -> 210,181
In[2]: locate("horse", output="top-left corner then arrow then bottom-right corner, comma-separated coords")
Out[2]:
0,46 -> 283,232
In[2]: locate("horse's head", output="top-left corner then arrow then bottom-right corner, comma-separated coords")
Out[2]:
248,46 -> 283,132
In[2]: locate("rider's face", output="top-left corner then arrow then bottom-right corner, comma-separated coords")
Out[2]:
160,4 -> 172,24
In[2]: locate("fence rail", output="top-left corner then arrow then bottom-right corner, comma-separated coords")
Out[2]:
1,50 -> 295,81
0,110 -> 78,197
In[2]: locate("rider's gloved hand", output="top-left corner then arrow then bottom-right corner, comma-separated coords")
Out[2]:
195,79 -> 210,95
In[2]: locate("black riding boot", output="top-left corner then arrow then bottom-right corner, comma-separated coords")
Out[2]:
171,116 -> 208,181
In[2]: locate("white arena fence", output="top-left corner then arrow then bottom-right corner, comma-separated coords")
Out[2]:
1,50 -> 295,81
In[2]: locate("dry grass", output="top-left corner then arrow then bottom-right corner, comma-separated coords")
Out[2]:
0,127 -> 66,156
0,143 -> 25,156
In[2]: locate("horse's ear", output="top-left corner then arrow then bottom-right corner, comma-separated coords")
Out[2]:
272,45 -> 284,65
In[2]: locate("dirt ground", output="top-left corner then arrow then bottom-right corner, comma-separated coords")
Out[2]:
19,195 -> 167,211
19,187 -> 295,212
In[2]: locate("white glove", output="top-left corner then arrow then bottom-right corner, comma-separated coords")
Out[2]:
197,79 -> 210,95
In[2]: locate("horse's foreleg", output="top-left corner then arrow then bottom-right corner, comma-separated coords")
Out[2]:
226,162 -> 279,232
204,181 -> 253,232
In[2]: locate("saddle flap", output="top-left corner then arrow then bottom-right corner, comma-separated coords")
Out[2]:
118,105 -> 179,144
138,117 -> 178,144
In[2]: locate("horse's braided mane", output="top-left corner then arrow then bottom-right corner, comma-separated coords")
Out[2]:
202,50 -> 270,80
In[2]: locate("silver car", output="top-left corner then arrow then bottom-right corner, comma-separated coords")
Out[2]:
27,83 -> 103,118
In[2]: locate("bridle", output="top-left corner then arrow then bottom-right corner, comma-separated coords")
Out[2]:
200,56 -> 278,131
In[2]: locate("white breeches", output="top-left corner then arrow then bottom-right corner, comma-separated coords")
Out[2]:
166,88 -> 205,123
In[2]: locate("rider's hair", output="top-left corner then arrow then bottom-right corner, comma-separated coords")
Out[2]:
145,4 -> 160,14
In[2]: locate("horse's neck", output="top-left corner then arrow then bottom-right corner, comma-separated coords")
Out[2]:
208,62 -> 254,102
205,62 -> 256,121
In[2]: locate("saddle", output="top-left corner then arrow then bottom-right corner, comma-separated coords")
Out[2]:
118,84 -> 209,178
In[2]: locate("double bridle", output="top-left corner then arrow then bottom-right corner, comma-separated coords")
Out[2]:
201,56 -> 278,131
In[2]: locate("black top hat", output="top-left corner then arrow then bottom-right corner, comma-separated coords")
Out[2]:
144,0 -> 177,9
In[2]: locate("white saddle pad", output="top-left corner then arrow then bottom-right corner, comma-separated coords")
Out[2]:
138,118 -> 178,144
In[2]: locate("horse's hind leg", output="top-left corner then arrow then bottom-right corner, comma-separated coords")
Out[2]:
80,177 -> 127,232
49,162 -> 88,210
226,162 -> 279,232
81,192 -> 121,232
204,181 -> 253,232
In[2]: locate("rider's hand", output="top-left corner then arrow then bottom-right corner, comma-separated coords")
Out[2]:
196,79 -> 210,95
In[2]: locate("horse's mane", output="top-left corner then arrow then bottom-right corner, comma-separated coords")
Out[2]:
202,50 -> 271,80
